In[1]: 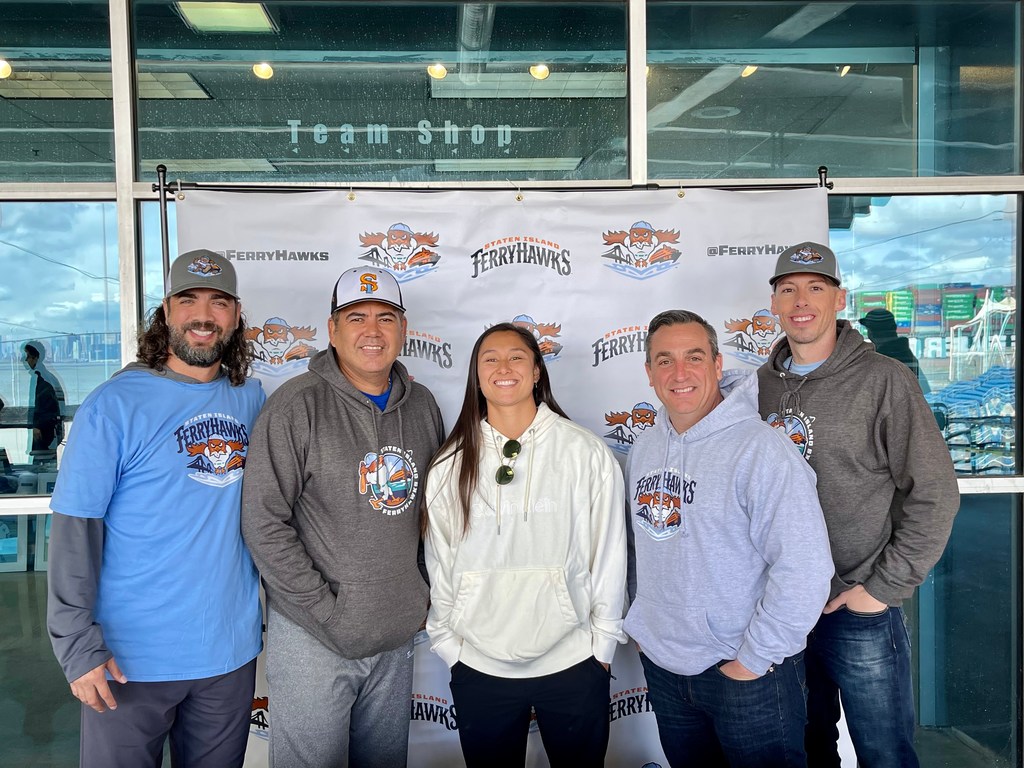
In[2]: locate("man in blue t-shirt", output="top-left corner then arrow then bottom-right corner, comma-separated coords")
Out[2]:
47,249 -> 266,768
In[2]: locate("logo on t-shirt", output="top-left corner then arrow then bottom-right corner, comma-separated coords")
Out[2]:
765,410 -> 815,460
633,469 -> 696,541
358,445 -> 419,516
174,412 -> 251,487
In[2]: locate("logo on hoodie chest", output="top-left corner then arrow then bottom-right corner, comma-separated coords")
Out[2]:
358,445 -> 419,516
633,469 -> 696,541
765,410 -> 815,460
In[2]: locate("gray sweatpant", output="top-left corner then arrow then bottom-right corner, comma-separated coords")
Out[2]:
266,607 -> 414,768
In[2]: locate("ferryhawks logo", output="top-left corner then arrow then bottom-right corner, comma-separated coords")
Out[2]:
219,248 -> 329,261
401,328 -> 453,369
601,220 -> 681,280
633,469 -> 695,541
410,692 -> 458,731
765,410 -> 815,459
246,316 -> 318,376
609,686 -> 656,723
723,309 -> 780,364
249,697 -> 269,741
358,223 -> 441,283
358,445 -> 419,516
470,236 -> 572,279
511,315 -> 563,361
186,252 -> 223,276
592,324 -> 647,368
603,402 -> 657,455
705,242 -> 787,258
175,412 -> 251,487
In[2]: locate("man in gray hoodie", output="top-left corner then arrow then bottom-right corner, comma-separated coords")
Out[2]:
757,242 -> 959,768
242,267 -> 443,768
626,309 -> 832,767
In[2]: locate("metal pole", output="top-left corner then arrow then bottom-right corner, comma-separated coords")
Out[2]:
156,164 -> 171,278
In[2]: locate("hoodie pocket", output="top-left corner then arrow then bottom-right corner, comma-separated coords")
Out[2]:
451,568 -> 581,662
324,565 -> 428,659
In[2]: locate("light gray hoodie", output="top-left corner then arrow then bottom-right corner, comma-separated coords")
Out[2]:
242,349 -> 443,659
625,370 -> 832,677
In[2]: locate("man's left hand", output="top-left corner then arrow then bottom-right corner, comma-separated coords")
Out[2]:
824,584 -> 887,615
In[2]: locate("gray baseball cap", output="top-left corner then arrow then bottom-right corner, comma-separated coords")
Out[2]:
769,241 -> 842,286
331,267 -> 405,314
165,249 -> 239,299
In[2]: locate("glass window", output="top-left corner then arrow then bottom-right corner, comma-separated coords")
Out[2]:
647,2 -> 1020,179
140,200 -> 176,315
133,1 -> 628,182
910,493 -> 1019,765
0,1 -> 113,182
829,194 -> 1017,476
0,202 -> 119,495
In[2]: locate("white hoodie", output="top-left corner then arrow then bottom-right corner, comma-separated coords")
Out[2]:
424,403 -> 627,678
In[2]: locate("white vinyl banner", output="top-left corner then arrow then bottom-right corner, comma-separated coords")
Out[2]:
177,187 -> 830,768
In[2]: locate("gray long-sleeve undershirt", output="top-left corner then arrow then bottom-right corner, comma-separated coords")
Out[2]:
47,512 -> 111,683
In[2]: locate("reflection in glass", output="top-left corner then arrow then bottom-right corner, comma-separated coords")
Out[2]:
0,202 -> 119,493
647,2 -> 1019,179
830,194 -> 1017,476
910,494 -> 1018,765
133,1 -> 628,182
0,0 -> 113,181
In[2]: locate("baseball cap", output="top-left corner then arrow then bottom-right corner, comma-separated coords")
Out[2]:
769,241 -> 842,286
165,249 -> 239,299
331,267 -> 405,314
859,308 -> 898,331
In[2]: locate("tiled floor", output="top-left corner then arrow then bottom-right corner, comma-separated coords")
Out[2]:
0,570 -> 1013,767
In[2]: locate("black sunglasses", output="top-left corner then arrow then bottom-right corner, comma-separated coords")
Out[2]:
495,439 -> 521,485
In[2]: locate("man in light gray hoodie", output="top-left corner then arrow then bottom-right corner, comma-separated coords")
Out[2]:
625,309 -> 832,768
242,267 -> 443,768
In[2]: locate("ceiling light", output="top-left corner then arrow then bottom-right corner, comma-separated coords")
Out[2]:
252,62 -> 274,79
176,2 -> 276,33
839,65 -> 851,77
740,65 -> 758,78
529,64 -> 550,80
0,60 -> 11,79
427,63 -> 448,80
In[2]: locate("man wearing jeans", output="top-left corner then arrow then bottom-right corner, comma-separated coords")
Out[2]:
625,310 -> 833,767
758,242 -> 960,766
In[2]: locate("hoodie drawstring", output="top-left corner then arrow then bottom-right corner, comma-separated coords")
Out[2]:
777,371 -> 809,416
522,427 -> 535,524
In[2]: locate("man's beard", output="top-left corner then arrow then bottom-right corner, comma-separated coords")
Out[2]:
169,321 -> 229,368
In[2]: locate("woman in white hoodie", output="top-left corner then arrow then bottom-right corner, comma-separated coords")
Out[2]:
424,322 -> 627,768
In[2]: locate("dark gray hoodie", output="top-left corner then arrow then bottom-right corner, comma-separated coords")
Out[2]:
242,349 -> 443,659
757,320 -> 959,605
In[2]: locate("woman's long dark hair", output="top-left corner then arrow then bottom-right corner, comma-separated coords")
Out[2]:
137,303 -> 253,386
424,322 -> 568,536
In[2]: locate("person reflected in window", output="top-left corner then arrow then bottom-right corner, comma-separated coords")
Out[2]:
858,309 -> 930,394
23,341 -> 66,454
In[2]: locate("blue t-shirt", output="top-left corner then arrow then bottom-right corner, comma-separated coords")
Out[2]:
50,370 -> 266,682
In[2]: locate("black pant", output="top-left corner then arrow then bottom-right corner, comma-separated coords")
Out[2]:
448,657 -> 610,768
80,658 -> 256,768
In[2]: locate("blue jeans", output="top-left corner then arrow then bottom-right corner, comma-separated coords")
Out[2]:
640,653 -> 807,768
805,607 -> 918,768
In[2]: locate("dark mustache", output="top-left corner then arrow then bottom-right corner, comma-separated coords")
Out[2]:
182,321 -> 221,333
